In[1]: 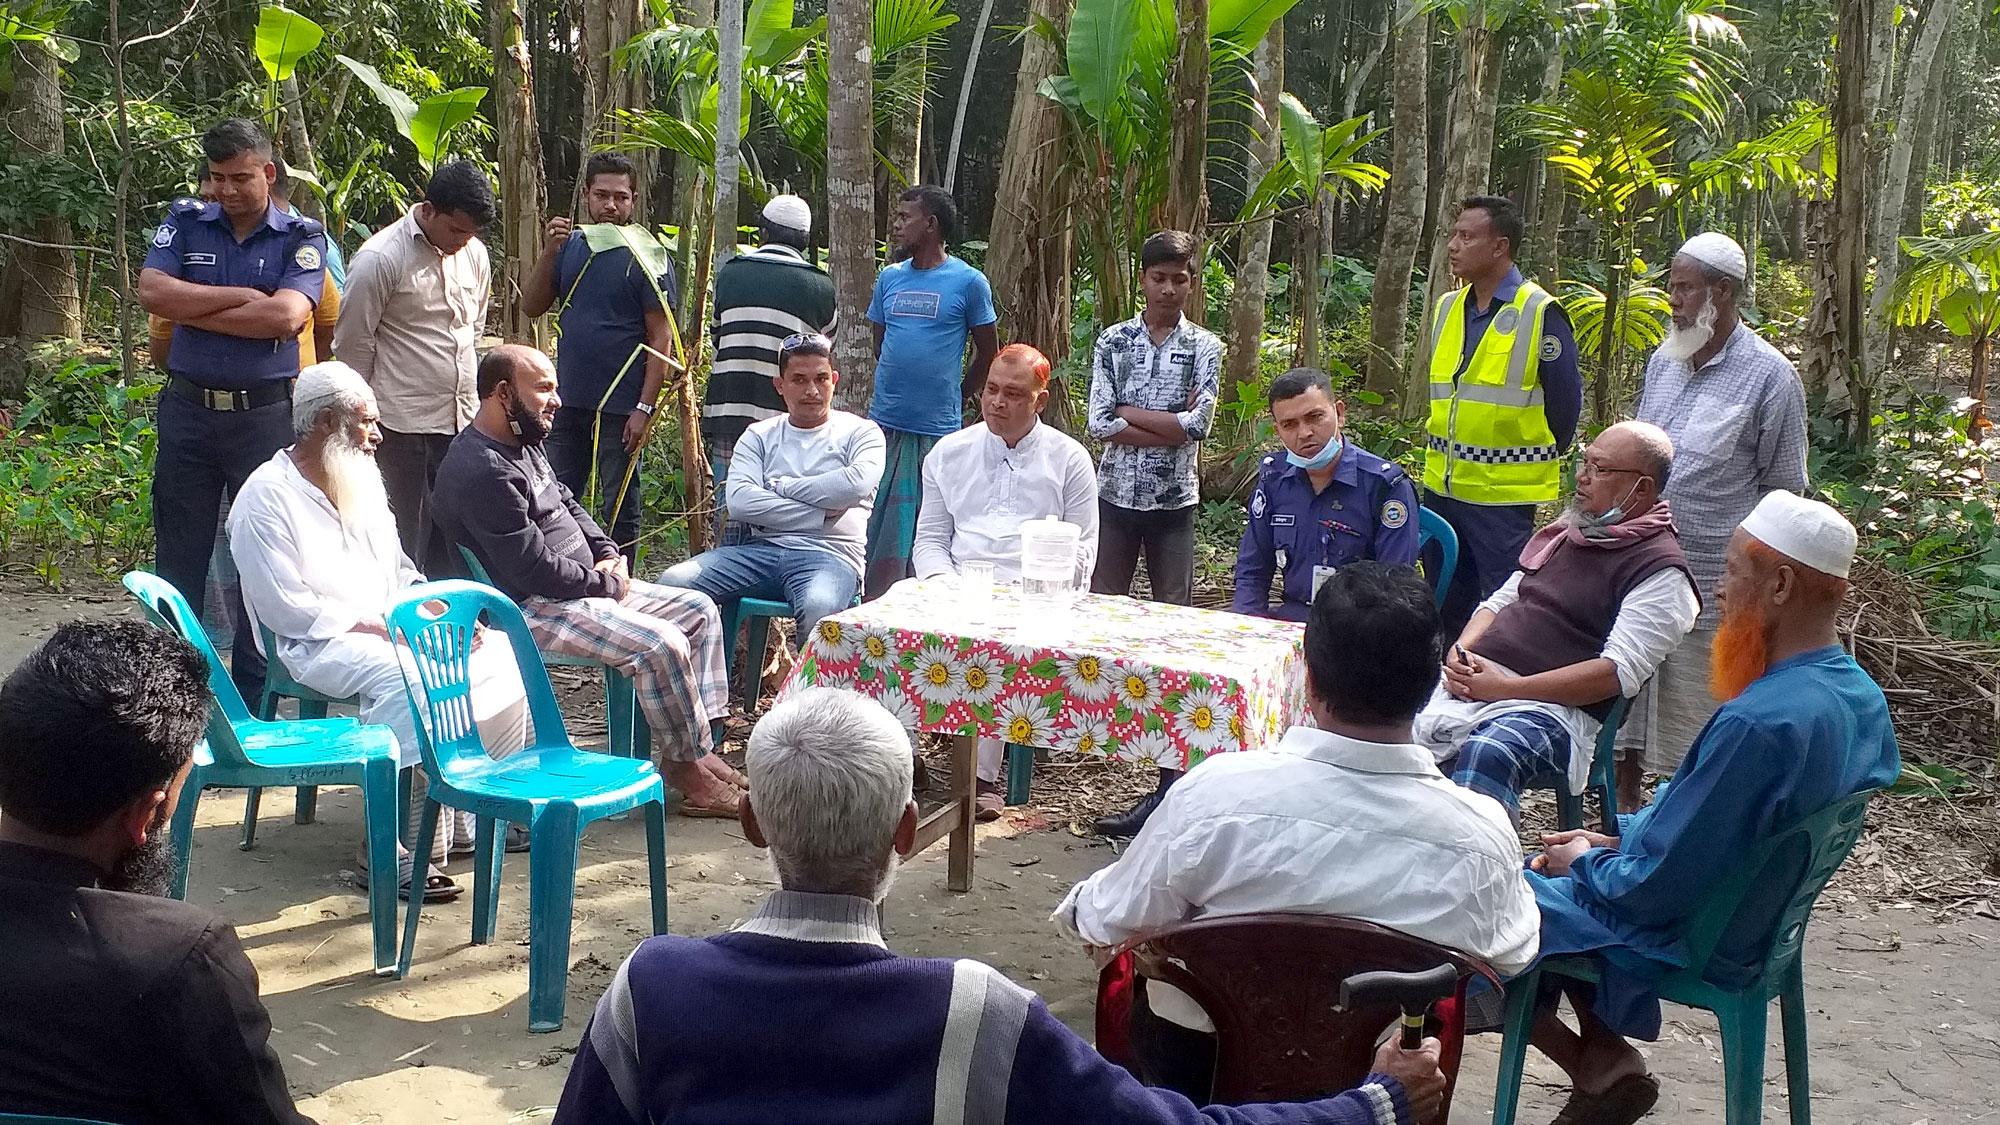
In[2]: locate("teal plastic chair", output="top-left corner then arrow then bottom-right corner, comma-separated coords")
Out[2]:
122,571 -> 401,976
1416,506 -> 1459,609
717,593 -> 863,712
1491,789 -> 1879,1125
1554,693 -> 1630,834
457,545 -> 648,759
387,580 -> 670,1033
243,622 -> 364,843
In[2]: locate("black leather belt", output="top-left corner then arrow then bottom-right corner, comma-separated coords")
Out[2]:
170,376 -> 294,412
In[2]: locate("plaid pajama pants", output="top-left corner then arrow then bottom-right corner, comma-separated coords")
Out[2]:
520,580 -> 730,762
1447,708 -> 1574,824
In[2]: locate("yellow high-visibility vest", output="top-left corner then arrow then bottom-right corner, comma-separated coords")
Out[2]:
1422,280 -> 1562,504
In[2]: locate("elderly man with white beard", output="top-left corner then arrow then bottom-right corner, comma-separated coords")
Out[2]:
228,361 -> 528,904
1623,233 -> 1806,811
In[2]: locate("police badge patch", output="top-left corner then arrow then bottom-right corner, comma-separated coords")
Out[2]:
1250,490 -> 1267,518
1494,306 -> 1520,334
296,245 -> 322,270
152,225 -> 174,248
1541,335 -> 1561,362
1381,499 -> 1409,529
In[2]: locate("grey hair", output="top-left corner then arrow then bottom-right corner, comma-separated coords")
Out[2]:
1604,419 -> 1676,492
746,688 -> 914,900
292,361 -> 371,438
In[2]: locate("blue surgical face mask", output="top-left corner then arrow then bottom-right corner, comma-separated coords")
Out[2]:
1575,477 -> 1644,534
1286,438 -> 1344,471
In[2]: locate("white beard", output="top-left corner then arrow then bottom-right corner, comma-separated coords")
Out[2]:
1657,296 -> 1719,364
320,436 -> 392,539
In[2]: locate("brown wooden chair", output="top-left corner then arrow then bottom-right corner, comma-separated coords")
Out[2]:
1095,914 -> 1502,1120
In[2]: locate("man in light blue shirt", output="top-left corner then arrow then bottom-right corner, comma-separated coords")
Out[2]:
861,185 -> 999,597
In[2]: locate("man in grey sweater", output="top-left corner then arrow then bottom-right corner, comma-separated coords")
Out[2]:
660,333 -> 885,639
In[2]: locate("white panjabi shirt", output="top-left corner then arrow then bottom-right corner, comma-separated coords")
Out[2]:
912,420 -> 1100,585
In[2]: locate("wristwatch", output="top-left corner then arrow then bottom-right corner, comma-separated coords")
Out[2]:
633,401 -> 656,416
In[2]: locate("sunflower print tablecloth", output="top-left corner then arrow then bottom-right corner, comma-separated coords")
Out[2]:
784,578 -> 1309,771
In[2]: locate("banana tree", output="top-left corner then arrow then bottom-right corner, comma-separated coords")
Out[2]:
334,54 -> 488,174
1892,232 -> 2000,437
1037,0 -> 1300,324
1238,95 -> 1386,369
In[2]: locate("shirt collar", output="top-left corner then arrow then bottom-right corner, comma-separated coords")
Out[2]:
983,419 -> 1041,455
1276,441 -> 1359,488
1274,725 -> 1444,778
1129,312 -> 1188,345
1691,319 -> 1748,373
734,890 -> 887,948
1470,267 -> 1525,316
203,200 -> 288,236
754,244 -> 807,261
0,840 -> 108,888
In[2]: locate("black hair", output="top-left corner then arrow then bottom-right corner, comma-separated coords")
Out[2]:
425,159 -> 496,227
583,152 -> 638,193
778,333 -> 834,376
761,219 -> 810,250
1459,195 -> 1525,258
202,117 -> 273,165
898,185 -> 959,244
1305,563 -> 1441,726
1141,229 -> 1198,272
1267,367 -> 1334,407
0,621 -> 210,837
476,348 -> 522,398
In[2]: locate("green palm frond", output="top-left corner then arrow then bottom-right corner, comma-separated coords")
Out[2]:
1561,280 -> 1673,358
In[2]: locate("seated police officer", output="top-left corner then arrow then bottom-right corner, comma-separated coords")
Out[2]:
138,116 -> 328,701
1232,368 -> 1420,621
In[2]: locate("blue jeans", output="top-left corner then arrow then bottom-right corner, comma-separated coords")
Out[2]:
657,542 -> 859,637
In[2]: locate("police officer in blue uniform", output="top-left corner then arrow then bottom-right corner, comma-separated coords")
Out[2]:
1233,368 -> 1420,621
138,117 -> 327,699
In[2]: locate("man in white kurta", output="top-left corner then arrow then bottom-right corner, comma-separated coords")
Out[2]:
910,344 -> 1098,815
229,362 -> 526,890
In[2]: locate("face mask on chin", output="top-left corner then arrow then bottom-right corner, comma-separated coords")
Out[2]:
507,392 -> 551,445
1574,477 -> 1644,535
1286,439 -> 1343,471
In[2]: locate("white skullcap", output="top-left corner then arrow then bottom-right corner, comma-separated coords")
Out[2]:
293,360 -> 372,432
1678,231 -> 1748,281
763,194 -> 812,234
1739,490 -> 1857,579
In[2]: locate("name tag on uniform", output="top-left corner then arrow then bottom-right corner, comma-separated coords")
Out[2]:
186,252 -> 218,267
1312,565 -> 1339,599
1271,514 -> 1296,527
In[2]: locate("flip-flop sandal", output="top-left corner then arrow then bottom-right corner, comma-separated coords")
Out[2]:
352,850 -> 464,904
677,789 -> 745,818
698,756 -> 749,790
1548,1073 -> 1659,1125
446,824 -> 532,856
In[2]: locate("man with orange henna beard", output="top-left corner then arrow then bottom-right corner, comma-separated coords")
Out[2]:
1509,490 -> 1900,1125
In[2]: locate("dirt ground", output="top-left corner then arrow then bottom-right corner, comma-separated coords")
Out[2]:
4,575 -> 1998,1123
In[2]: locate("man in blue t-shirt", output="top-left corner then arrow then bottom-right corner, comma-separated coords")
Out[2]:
861,185 -> 999,597
523,152 -> 678,567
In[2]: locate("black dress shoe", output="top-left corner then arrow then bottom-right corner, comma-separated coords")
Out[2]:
1093,788 -> 1167,836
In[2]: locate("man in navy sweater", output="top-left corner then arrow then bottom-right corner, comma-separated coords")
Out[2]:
555,687 -> 1445,1124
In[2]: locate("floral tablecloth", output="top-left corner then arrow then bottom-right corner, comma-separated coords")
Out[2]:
785,579 -> 1309,771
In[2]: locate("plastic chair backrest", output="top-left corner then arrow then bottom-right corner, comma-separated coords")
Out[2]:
1416,506 -> 1459,606
386,580 -> 567,787
457,545 -> 494,586
121,571 -> 259,763
1123,913 -> 1499,1104
1677,789 -> 1877,983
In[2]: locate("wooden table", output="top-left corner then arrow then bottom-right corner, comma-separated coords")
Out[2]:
786,579 -> 1311,890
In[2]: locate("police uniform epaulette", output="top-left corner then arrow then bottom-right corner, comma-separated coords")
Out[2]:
166,196 -> 207,218
290,214 -> 326,236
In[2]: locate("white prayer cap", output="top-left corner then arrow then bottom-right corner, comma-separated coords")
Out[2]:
293,360 -> 372,433
763,194 -> 812,234
1677,231 -> 1748,281
1739,490 -> 1858,579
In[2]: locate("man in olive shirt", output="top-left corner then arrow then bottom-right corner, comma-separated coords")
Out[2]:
0,621 -> 314,1124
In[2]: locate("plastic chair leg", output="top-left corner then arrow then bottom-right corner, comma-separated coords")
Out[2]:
1005,743 -> 1033,805
1489,967 -> 1540,1125
295,787 -> 319,825
360,757 -> 400,975
605,668 -> 637,758
398,797 -> 443,978
471,814 -> 504,945
742,614 -> 771,711
1554,786 -> 1584,831
643,799 -> 670,936
240,787 -> 263,850
169,776 -> 204,901
1779,960 -> 1812,1125
526,803 -> 583,1033
1716,993 -> 1771,1125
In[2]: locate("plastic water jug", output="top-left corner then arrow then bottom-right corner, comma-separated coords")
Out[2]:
1019,518 -> 1083,602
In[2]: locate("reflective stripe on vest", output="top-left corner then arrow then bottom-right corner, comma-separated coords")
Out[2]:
1422,281 -> 1561,504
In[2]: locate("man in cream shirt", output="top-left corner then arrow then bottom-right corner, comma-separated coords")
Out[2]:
912,342 -> 1097,816
1055,563 -> 1536,1098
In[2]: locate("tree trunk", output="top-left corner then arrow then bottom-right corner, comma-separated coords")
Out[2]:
491,0 -> 549,344
1522,22 -> 1563,283
827,0 -> 879,409
1817,0 -> 1877,445
943,0 -> 998,194
277,77 -> 323,220
108,0 -> 137,379
1970,332 -> 1989,436
714,0 -> 745,263
1163,0 -> 1211,325
1296,203 -> 1322,369
1865,0 -> 1952,380
1,38 -> 81,341
1415,3 -> 1499,375
1225,21 -> 1284,403
987,0 -> 1075,429
577,0 -> 651,216
884,46 -> 927,190
1370,0 -> 1427,412
1340,0 -> 1390,122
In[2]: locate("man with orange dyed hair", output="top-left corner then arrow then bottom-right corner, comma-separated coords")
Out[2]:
912,343 -> 1098,816
1515,490 -> 1898,1123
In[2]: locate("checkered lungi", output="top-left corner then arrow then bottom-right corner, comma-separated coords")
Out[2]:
862,427 -> 940,598
1447,708 -> 1574,823
519,579 -> 730,762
